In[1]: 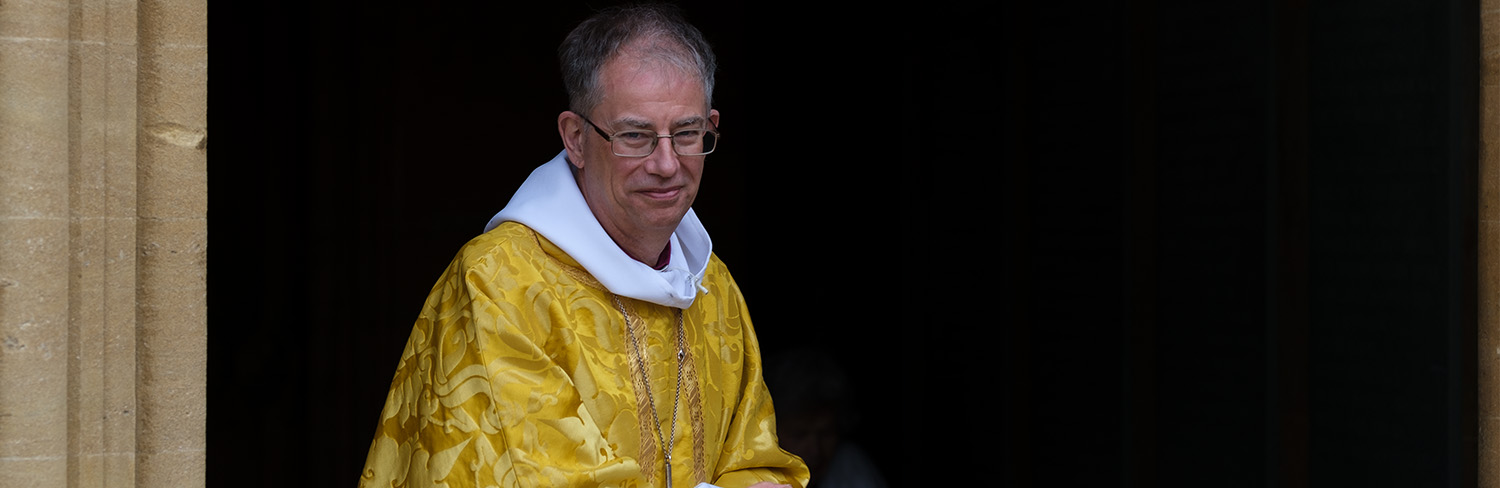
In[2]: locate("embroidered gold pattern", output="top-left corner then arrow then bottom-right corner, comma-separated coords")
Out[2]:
357,222 -> 808,487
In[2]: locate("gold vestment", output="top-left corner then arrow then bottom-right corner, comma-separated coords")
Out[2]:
359,222 -> 809,488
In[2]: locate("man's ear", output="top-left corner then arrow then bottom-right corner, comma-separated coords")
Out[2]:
558,111 -> 588,168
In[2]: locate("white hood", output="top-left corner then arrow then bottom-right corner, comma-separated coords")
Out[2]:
483,150 -> 712,309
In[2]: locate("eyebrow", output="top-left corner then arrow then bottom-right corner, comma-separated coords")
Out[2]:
610,115 -> 709,131
672,115 -> 707,129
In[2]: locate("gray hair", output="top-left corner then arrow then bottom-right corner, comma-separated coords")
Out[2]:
558,4 -> 717,117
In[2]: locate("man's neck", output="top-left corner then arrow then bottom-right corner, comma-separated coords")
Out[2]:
612,234 -> 671,270
649,241 -> 671,270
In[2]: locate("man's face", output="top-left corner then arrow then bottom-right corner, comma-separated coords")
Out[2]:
567,53 -> 719,256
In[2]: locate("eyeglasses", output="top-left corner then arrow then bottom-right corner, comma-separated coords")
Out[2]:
584,116 -> 719,157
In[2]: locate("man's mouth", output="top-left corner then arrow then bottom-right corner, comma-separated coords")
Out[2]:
640,187 -> 682,200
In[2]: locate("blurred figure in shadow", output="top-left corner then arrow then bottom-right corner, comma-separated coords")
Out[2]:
766,347 -> 889,488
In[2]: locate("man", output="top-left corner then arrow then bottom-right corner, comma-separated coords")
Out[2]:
358,5 -> 809,488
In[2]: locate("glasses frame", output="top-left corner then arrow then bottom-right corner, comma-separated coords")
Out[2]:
583,116 -> 720,157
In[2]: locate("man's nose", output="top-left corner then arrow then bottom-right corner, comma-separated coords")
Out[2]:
643,135 -> 680,177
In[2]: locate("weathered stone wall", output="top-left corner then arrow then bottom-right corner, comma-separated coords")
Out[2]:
0,0 -> 206,486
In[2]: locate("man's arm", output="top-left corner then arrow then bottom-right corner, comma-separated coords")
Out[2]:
359,239 -> 647,488
707,280 -> 811,488
359,252 -> 512,488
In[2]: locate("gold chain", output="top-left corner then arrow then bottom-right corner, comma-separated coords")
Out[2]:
614,295 -> 685,488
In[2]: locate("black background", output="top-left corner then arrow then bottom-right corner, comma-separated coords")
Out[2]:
213,1 -> 1479,486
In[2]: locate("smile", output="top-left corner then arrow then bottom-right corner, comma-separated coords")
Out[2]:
639,187 -> 682,200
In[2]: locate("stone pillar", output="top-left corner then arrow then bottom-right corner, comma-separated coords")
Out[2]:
0,0 -> 206,486
1482,0 -> 1500,485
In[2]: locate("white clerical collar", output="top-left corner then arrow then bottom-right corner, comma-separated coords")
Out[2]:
483,150 -> 712,309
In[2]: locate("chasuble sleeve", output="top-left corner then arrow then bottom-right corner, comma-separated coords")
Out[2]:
705,267 -> 811,488
710,356 -> 810,488
359,237 -> 646,488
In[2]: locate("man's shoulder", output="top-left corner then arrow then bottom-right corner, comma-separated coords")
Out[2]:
451,221 -> 545,268
469,221 -> 535,244
704,252 -> 731,275
701,253 -> 742,290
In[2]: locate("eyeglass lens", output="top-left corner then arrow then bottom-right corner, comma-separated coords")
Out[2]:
612,130 -> 717,157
